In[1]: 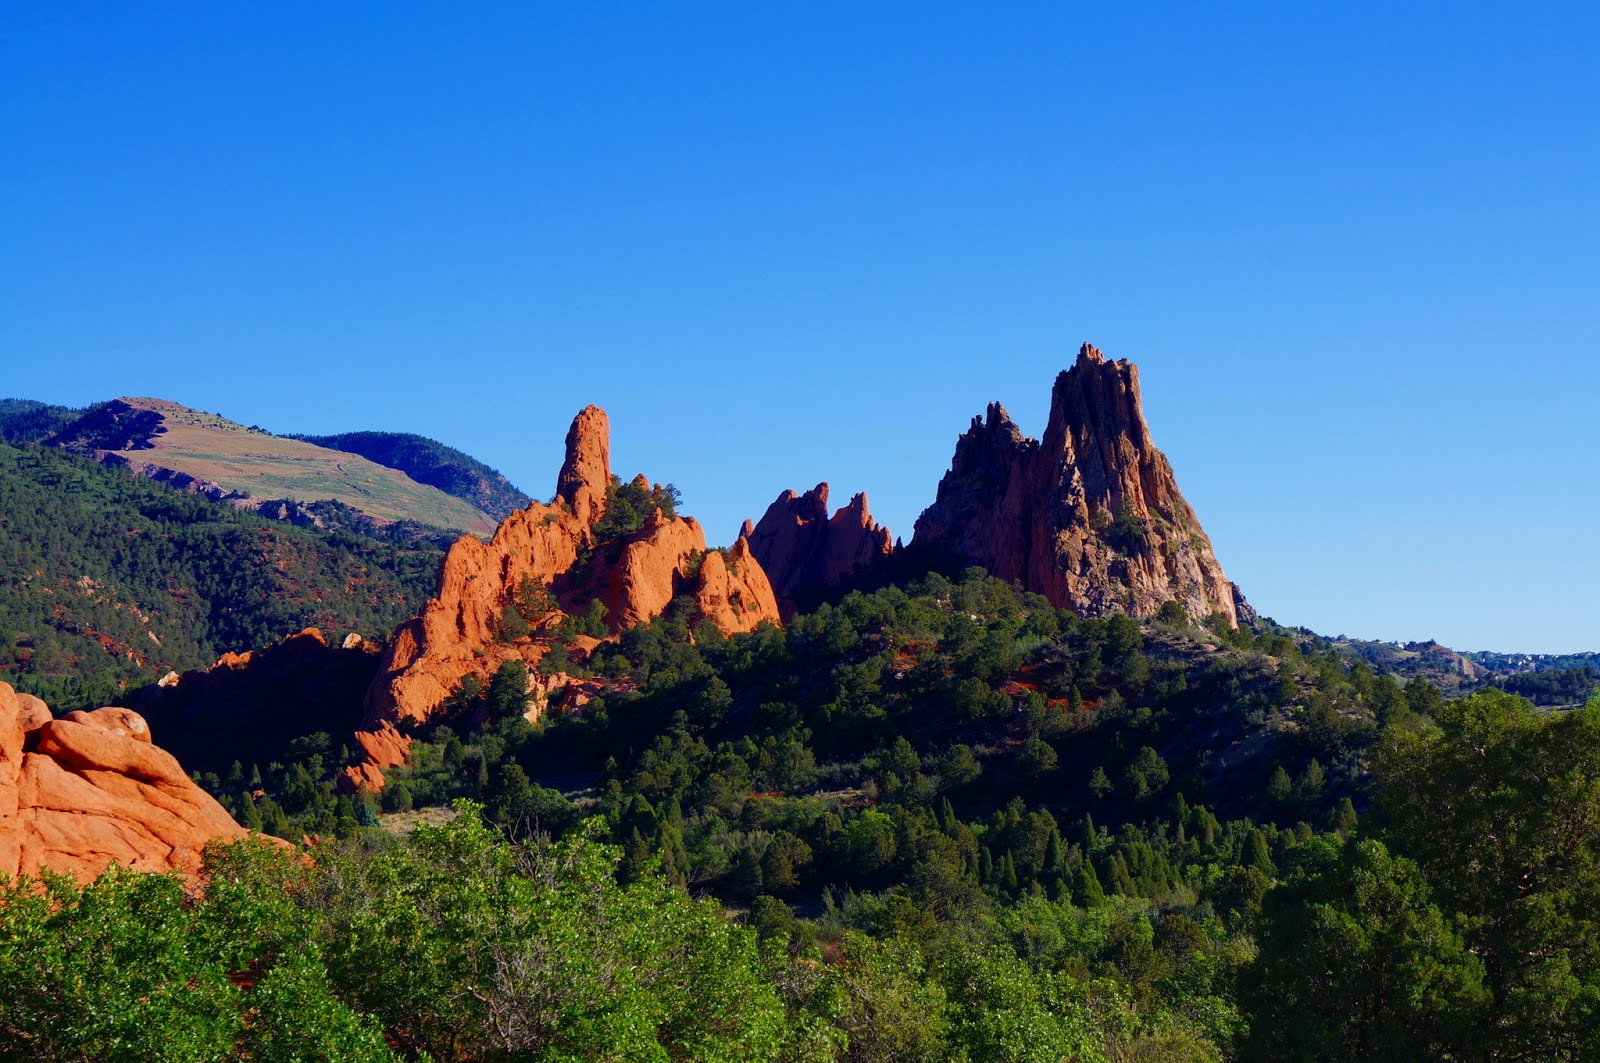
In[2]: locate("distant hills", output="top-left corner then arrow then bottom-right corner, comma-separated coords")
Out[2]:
0,398 -> 79,444
0,395 -> 536,540
44,397 -> 501,537
288,429 -> 530,521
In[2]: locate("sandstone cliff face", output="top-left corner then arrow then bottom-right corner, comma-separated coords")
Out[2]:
748,483 -> 894,606
356,407 -> 782,789
0,682 -> 250,881
914,343 -> 1241,625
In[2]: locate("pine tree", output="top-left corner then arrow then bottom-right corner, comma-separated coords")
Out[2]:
1333,797 -> 1358,835
1074,862 -> 1106,908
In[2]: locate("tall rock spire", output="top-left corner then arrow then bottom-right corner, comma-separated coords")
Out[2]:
555,405 -> 611,527
914,343 -> 1242,625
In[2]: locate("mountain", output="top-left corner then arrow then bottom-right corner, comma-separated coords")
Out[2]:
3,365 -> 1598,1060
0,398 -> 81,444
47,397 -> 499,537
0,440 -> 440,711
914,343 -> 1244,625
290,429 -> 531,521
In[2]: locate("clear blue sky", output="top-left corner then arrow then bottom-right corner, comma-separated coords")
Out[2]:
3,3 -> 1596,652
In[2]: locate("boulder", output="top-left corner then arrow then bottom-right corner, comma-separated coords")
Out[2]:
0,682 -> 249,881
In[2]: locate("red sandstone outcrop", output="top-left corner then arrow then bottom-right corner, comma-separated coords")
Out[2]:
0,682 -> 249,881
913,343 -> 1242,625
693,534 -> 782,634
556,405 -> 611,526
339,723 -> 411,793
748,483 -> 894,606
354,407 -> 782,789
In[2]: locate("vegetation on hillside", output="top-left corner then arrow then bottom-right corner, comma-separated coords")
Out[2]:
44,398 -> 500,534
0,431 -> 1595,1059
0,440 -> 440,711
0,398 -> 80,444
293,429 -> 532,521
135,567 -> 1600,1059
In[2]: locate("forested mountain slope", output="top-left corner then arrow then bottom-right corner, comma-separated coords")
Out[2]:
0,441 -> 440,710
16,564 -> 1597,1060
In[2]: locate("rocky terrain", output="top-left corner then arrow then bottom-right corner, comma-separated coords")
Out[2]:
353,405 -> 781,789
0,681 -> 248,880
913,342 -> 1244,625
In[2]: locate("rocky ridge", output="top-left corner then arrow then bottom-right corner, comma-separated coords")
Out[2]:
913,343 -> 1242,625
0,681 -> 249,881
747,483 -> 895,610
351,406 -> 781,790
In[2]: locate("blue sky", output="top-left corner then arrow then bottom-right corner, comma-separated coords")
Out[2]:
3,3 -> 1596,652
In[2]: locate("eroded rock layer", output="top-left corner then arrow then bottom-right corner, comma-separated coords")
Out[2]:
0,682 -> 249,881
913,343 -> 1241,625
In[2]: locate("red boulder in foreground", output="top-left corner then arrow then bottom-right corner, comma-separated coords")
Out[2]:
0,682 -> 249,881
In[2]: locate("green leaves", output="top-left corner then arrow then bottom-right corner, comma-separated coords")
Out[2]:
0,840 -> 394,1063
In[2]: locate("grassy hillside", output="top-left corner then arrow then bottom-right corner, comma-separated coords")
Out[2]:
0,440 -> 441,710
50,398 -> 499,536
291,429 -> 531,521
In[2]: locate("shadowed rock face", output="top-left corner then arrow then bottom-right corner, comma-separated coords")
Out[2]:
354,406 -> 782,790
914,343 -> 1242,625
748,483 -> 893,607
0,682 -> 249,881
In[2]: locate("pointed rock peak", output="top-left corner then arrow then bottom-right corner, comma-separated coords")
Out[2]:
556,405 -> 612,526
1048,340 -> 1148,452
973,402 -> 1024,441
739,518 -> 756,540
832,491 -> 873,526
730,533 -> 755,560
749,481 -> 894,603
915,342 -> 1240,627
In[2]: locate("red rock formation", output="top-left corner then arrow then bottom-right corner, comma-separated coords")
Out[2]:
354,407 -> 783,789
556,405 -> 611,526
0,682 -> 250,881
913,343 -> 1242,625
748,483 -> 894,605
693,534 -> 782,635
604,508 -> 706,629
